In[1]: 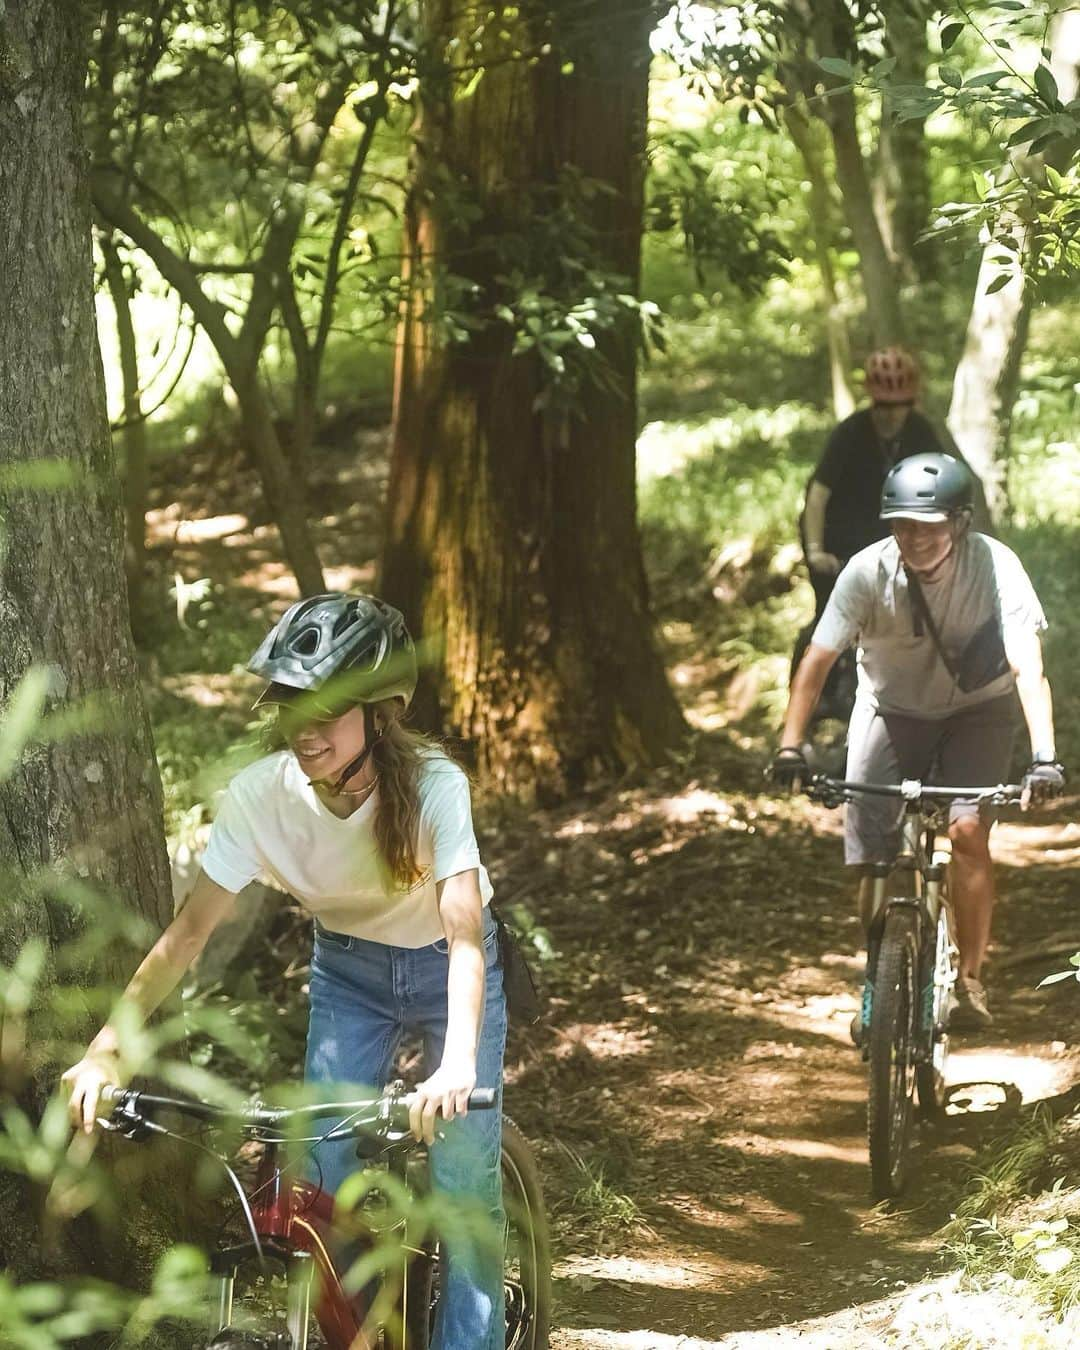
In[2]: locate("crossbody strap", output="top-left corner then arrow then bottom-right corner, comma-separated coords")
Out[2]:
907,572 -> 961,684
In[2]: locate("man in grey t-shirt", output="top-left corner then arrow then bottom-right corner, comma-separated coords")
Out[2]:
771,453 -> 1065,1030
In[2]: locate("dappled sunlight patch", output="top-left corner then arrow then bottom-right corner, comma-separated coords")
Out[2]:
160,672 -> 253,709
324,562 -> 376,591
552,1022 -> 655,1061
556,1331 -> 722,1349
232,560 -> 299,596
722,1133 -> 867,1168
946,1047 -> 1075,1106
994,816 -> 1080,867
556,1252 -> 729,1291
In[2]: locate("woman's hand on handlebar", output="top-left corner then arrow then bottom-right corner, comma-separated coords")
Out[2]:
61,1050 -> 127,1135
410,1055 -> 477,1145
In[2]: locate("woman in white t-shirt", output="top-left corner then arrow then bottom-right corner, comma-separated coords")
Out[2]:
62,593 -> 508,1350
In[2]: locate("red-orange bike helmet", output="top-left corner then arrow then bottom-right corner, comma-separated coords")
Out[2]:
865,347 -> 919,404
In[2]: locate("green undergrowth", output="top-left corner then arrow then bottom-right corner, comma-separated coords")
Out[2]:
945,1106 -> 1080,1321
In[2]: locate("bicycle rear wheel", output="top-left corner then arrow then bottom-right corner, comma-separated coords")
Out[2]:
867,907 -> 919,1201
916,898 -> 953,1119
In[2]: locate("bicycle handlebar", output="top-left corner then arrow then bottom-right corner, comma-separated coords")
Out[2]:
99,1083 -> 497,1138
805,775 -> 1024,808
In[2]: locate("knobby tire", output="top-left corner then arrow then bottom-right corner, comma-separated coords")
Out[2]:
868,908 -> 919,1201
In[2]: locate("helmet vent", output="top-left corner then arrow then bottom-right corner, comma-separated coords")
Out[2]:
292,627 -> 321,655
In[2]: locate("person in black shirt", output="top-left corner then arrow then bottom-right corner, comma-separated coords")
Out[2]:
803,348 -> 942,613
793,349 -> 944,716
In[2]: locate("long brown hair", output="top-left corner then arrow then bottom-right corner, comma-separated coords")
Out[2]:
370,700 -> 444,891
260,697 -> 447,890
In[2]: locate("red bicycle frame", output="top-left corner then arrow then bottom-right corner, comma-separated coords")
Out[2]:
210,1136 -> 418,1350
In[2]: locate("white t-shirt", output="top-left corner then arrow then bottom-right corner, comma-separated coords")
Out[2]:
201,749 -> 493,947
813,532 -> 1046,719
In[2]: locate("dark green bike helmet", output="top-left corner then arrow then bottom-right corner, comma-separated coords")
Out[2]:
880,452 -> 974,523
248,593 -> 417,713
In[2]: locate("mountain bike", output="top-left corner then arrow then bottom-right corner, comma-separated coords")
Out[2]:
805,775 -> 1021,1201
98,1080 -> 550,1349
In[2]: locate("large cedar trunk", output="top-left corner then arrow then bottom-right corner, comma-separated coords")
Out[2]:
382,0 -> 686,797
0,0 -> 179,1280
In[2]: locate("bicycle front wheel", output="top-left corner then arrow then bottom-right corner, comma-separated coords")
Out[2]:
867,907 -> 919,1201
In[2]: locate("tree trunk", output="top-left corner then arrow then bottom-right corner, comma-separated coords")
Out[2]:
783,101 -> 856,418
947,10 -> 1080,519
101,234 -> 152,640
234,373 -> 326,594
808,0 -> 905,346
877,0 -> 934,282
0,0 -> 181,1282
382,0 -> 686,798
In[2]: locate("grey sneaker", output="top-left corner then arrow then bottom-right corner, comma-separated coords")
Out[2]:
951,975 -> 993,1030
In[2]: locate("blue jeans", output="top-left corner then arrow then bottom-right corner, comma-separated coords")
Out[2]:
305,911 -> 507,1350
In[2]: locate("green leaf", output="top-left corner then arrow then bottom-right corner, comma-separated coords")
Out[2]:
1035,64 -> 1060,109
0,666 -> 50,781
817,57 -> 855,80
940,64 -> 964,89
941,22 -> 964,53
984,272 -> 1011,295
967,70 -> 1008,89
1007,118 -> 1049,147
1039,968 -> 1079,987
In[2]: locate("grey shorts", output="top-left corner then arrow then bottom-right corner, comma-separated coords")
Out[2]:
843,693 -> 1018,865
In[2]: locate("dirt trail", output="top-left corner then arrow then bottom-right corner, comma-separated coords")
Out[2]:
490,774 -> 1080,1349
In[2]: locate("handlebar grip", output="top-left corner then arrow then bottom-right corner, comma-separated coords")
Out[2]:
467,1089 -> 496,1110
99,1084 -> 126,1108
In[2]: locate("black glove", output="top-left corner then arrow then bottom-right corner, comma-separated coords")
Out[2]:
769,747 -> 809,791
1022,759 -> 1066,806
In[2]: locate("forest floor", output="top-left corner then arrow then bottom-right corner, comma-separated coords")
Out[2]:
148,427 -> 1080,1349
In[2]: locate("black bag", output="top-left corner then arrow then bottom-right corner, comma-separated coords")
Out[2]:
492,906 -> 544,1025
908,577 -> 1010,694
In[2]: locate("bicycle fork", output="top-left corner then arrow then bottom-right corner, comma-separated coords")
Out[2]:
210,1246 -> 315,1349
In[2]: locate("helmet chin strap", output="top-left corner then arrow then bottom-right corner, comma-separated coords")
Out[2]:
318,705 -> 383,796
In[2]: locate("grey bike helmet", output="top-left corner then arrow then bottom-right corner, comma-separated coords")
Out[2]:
880,452 -> 974,523
248,593 -> 417,712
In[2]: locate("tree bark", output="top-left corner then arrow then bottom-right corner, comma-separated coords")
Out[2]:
876,0 -> 934,282
783,101 -> 856,419
805,0 -> 905,346
947,10 -> 1080,519
100,234 -> 152,640
382,0 -> 686,798
0,0 -> 180,1281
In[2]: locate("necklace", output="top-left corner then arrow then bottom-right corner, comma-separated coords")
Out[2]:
317,773 -> 379,805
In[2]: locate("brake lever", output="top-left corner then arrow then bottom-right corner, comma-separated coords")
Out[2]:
98,1100 -> 152,1141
